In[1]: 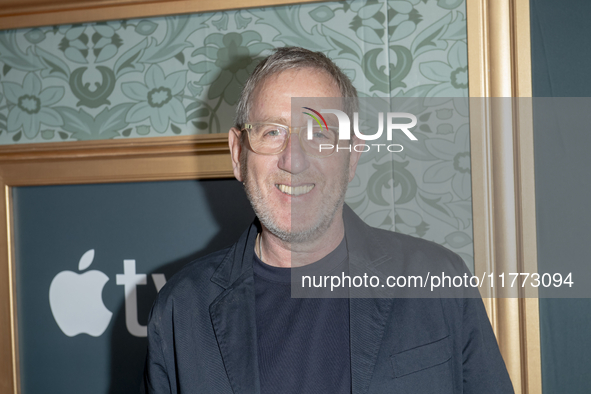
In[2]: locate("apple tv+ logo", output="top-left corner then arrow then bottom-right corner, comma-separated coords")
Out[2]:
49,249 -> 166,338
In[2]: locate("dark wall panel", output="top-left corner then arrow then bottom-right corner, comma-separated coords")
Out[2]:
531,1 -> 591,393
13,179 -> 254,394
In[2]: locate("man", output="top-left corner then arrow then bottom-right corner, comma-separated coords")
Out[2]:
143,47 -> 514,393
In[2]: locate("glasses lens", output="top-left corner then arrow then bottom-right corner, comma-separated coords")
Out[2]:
301,125 -> 338,156
249,124 -> 289,154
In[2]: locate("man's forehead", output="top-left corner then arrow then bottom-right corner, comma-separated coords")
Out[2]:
246,68 -> 345,126
260,86 -> 342,114
253,107 -> 343,126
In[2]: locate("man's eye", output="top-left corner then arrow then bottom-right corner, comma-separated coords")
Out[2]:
313,132 -> 329,139
264,129 -> 282,137
311,126 -> 336,140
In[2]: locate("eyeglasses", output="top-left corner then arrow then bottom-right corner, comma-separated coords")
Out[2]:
242,122 -> 340,157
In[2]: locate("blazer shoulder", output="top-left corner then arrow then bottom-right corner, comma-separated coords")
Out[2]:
152,245 -> 233,311
370,226 -> 468,274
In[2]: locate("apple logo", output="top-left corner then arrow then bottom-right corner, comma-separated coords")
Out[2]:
49,249 -> 113,337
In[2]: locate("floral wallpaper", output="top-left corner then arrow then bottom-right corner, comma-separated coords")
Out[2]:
0,0 -> 473,269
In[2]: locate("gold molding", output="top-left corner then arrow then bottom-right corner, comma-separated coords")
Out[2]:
467,0 -> 541,393
0,0 -> 324,30
0,134 -> 234,393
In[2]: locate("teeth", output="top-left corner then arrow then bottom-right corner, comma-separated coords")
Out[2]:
277,184 -> 314,196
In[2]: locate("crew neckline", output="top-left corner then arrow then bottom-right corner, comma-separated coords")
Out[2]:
253,236 -> 348,284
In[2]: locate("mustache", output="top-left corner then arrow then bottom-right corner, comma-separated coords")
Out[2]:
244,167 -> 322,185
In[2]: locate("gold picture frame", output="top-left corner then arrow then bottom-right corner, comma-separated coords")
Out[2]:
0,0 -> 540,393
0,134 -> 234,394
0,0 -> 323,30
467,1 -> 540,393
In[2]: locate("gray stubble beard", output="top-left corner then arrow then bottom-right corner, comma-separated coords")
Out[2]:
240,150 -> 350,245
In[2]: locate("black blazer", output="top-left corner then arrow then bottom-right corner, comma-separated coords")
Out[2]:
143,205 -> 514,393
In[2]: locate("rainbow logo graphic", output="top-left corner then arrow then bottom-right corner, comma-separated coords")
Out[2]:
302,107 -> 328,132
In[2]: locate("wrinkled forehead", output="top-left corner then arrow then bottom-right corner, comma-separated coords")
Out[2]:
249,68 -> 345,126
292,97 -> 345,126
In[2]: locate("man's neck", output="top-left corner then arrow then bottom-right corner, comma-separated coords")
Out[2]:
257,212 -> 345,268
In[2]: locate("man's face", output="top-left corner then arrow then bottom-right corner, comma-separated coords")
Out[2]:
230,68 -> 360,244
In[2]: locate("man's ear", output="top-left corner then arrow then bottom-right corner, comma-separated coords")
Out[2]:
348,135 -> 362,182
228,127 -> 244,182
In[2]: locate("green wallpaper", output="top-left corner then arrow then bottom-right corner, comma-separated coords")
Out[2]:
0,0 -> 473,267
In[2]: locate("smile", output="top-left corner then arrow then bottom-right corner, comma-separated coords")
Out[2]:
276,184 -> 314,196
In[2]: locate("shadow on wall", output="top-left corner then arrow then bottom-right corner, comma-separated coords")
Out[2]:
106,178 -> 254,394
102,54 -> 259,393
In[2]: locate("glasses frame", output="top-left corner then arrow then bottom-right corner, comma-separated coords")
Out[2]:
242,122 -> 339,158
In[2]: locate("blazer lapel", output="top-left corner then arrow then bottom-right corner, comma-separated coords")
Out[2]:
210,271 -> 260,394
209,222 -> 260,394
344,205 -> 397,394
350,297 -> 394,394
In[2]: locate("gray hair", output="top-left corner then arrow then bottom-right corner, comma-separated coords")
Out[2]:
234,46 -> 358,129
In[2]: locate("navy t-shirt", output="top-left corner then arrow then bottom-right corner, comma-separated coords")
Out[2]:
253,238 -> 351,394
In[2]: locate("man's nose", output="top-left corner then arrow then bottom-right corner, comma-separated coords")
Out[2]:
277,132 -> 310,175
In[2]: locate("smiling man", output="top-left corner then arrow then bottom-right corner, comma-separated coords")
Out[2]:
230,65 -> 356,267
143,47 -> 514,394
